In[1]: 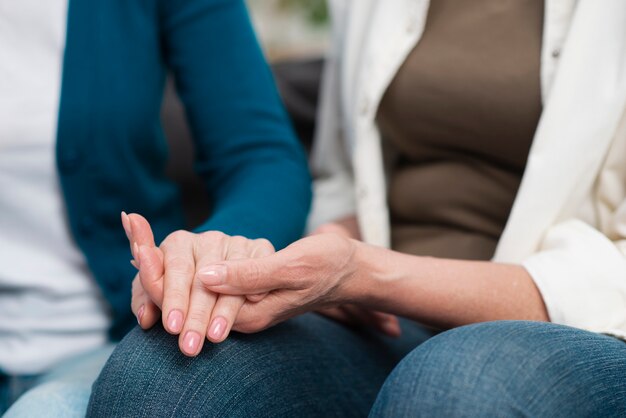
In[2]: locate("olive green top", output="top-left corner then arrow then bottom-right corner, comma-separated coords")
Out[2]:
377,0 -> 544,260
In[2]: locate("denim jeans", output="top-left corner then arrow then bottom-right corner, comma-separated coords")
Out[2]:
1,344 -> 115,417
369,321 -> 626,417
88,316 -> 626,417
88,314 -> 435,417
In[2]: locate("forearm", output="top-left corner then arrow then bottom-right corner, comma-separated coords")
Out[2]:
347,242 -> 549,329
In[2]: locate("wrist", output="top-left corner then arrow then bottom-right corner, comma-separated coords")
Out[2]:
339,240 -> 387,305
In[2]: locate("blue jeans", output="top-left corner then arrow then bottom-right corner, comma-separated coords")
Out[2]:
1,344 -> 115,417
88,316 -> 626,417
370,321 -> 626,417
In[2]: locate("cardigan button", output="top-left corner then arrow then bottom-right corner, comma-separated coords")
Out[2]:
551,48 -> 561,59
58,149 -> 82,175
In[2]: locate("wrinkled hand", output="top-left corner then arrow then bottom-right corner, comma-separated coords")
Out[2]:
122,212 -> 274,356
196,232 -> 385,334
311,222 -> 401,337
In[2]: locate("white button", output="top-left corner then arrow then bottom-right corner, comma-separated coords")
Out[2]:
551,48 -> 561,59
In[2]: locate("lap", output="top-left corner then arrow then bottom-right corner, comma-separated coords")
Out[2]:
88,314 -> 434,418
371,321 -> 626,417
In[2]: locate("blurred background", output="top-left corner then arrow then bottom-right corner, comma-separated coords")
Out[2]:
246,0 -> 329,60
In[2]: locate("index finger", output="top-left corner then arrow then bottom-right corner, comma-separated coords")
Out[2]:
196,252 -> 295,295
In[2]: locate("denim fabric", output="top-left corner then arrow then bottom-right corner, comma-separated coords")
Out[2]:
2,344 -> 114,417
370,321 -> 626,417
88,314 -> 435,417
0,374 -> 38,415
89,318 -> 626,417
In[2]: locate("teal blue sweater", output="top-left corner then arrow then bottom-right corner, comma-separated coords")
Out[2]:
56,0 -> 311,339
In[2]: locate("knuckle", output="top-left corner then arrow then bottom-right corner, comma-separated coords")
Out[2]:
163,230 -> 191,248
165,256 -> 194,276
246,263 -> 264,288
227,236 -> 250,255
186,309 -> 210,325
200,230 -> 225,243
163,288 -> 189,305
254,238 -> 275,253
139,271 -> 159,290
230,235 -> 249,248
191,278 -> 207,291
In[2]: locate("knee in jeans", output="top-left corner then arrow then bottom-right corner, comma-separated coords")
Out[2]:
89,321 -> 334,416
371,321 -> 590,417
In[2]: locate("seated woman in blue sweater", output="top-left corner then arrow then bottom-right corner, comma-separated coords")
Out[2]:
0,0 -> 310,416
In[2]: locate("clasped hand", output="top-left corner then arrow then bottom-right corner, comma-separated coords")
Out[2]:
123,213 -> 401,357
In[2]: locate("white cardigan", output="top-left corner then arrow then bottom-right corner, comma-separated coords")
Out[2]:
308,0 -> 626,338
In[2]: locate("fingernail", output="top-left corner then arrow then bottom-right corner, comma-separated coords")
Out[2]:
197,265 -> 227,286
137,305 -> 145,325
209,317 -> 227,341
167,310 -> 184,333
182,331 -> 201,355
130,259 -> 139,270
121,212 -> 132,240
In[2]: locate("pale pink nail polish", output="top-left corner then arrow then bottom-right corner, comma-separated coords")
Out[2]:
197,265 -> 227,286
167,310 -> 184,333
209,317 -> 227,341
121,212 -> 132,240
137,305 -> 145,325
183,331 -> 200,355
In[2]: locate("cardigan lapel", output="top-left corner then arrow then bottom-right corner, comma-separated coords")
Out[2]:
345,0 -> 429,139
494,0 -> 626,262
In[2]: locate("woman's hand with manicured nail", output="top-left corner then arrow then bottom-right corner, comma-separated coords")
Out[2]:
198,232 -> 367,334
123,212 -> 275,357
123,212 -> 161,331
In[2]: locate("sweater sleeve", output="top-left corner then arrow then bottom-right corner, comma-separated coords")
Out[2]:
160,0 -> 311,249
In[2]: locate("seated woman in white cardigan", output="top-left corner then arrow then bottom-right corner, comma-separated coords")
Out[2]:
89,1 -> 626,416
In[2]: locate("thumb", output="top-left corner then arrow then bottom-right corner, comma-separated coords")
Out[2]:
137,244 -> 165,306
196,253 -> 293,295
128,213 -> 156,248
